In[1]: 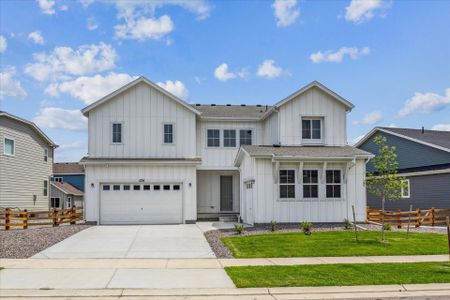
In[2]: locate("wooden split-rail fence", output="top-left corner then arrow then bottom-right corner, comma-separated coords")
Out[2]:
366,207 -> 450,228
0,206 -> 83,230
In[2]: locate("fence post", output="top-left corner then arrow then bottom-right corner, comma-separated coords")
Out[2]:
70,206 -> 76,225
52,209 -> 58,227
366,207 -> 369,223
397,209 -> 401,228
431,207 -> 435,227
5,208 -> 10,230
416,208 -> 421,227
23,209 -> 28,229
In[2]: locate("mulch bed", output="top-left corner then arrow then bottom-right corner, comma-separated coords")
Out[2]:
204,223 -> 446,258
0,224 -> 91,258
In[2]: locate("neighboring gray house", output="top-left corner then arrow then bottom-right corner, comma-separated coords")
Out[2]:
356,127 -> 450,210
0,111 -> 58,210
50,181 -> 84,209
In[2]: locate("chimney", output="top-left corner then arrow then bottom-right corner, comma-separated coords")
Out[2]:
421,126 -> 424,134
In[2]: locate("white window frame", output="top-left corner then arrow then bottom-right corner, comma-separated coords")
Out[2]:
51,197 -> 60,208
206,129 -> 221,147
67,197 -> 72,208
54,177 -> 63,183
302,169 -> 319,199
325,169 -> 342,199
223,129 -> 237,148
239,129 -> 253,146
163,123 -> 175,145
301,117 -> 324,144
111,122 -> 123,144
401,179 -> 410,198
3,137 -> 15,156
44,148 -> 48,162
279,169 -> 296,200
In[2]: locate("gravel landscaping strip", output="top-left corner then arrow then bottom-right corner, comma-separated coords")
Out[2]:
0,224 -> 91,258
205,223 -> 446,258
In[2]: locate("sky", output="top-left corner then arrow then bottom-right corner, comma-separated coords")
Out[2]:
0,0 -> 449,162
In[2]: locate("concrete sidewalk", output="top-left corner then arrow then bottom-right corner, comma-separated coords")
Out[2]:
1,284 -> 450,299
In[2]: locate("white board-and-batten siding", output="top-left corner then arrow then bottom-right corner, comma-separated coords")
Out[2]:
88,82 -> 196,159
0,117 -> 53,210
278,87 -> 348,146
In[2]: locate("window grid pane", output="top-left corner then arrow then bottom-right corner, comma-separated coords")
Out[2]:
239,130 -> 252,145
326,170 -> 341,198
207,129 -> 220,147
279,170 -> 295,199
112,123 -> 122,143
164,124 -> 173,144
303,170 -> 318,198
302,120 -> 311,139
224,130 -> 236,147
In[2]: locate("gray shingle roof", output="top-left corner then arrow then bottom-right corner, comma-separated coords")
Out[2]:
379,127 -> 450,150
53,162 -> 85,174
192,105 -> 272,119
241,145 -> 372,158
51,182 -> 84,196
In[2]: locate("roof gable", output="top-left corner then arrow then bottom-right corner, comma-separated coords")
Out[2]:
81,76 -> 201,117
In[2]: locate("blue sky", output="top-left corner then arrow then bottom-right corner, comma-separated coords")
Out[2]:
0,0 -> 449,162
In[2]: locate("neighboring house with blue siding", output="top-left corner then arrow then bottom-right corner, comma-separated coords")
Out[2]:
50,162 -> 85,209
52,163 -> 85,192
356,127 -> 450,211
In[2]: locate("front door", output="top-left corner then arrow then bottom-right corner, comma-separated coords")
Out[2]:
220,176 -> 233,212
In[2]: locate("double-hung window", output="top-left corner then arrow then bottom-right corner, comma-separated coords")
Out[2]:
239,130 -> 252,145
401,179 -> 410,198
207,129 -> 220,147
326,170 -> 341,198
303,170 -> 318,198
50,197 -> 60,208
112,123 -> 122,144
163,124 -> 174,144
279,170 -> 295,199
4,138 -> 14,156
223,130 -> 236,147
302,118 -> 322,141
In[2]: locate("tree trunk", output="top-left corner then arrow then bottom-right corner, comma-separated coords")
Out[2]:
381,195 -> 385,241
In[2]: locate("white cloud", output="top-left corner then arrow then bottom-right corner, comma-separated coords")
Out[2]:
34,107 -> 87,131
214,63 -> 247,82
87,17 -> 99,31
350,134 -> 365,145
310,47 -> 370,63
398,88 -> 450,117
59,4 -> 68,11
37,0 -> 56,15
0,67 -> 27,99
157,80 -> 189,99
345,0 -> 386,23
194,76 -> 206,84
353,111 -> 383,125
432,124 -> 450,131
45,72 -> 137,104
0,35 -> 6,53
272,0 -> 300,27
25,43 -> 117,81
115,15 -> 174,41
256,59 -> 287,79
28,31 -> 45,45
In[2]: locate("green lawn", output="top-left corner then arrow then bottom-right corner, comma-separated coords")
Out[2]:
225,262 -> 450,288
221,231 -> 448,258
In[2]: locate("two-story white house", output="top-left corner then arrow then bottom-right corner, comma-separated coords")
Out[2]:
81,77 -> 372,225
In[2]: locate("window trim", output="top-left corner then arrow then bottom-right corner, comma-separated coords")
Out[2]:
279,169 -> 296,200
325,169 -> 342,199
301,117 -> 324,144
163,122 -> 175,145
302,169 -> 319,199
44,148 -> 48,162
3,137 -> 15,156
223,129 -> 237,148
206,129 -> 221,148
239,129 -> 253,146
111,122 -> 123,144
401,179 -> 410,198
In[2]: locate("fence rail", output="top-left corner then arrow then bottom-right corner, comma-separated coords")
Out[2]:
367,207 -> 450,228
0,206 -> 83,230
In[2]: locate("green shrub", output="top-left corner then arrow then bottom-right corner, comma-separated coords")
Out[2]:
343,218 -> 351,230
234,223 -> 245,234
301,221 -> 312,235
270,220 -> 277,232
383,223 -> 392,231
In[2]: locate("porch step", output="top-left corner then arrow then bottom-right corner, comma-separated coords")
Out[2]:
219,215 -> 239,222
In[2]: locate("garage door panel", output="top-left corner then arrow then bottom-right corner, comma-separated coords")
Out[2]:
100,184 -> 182,225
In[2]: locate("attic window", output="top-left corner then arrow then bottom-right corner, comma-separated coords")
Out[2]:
302,118 -> 323,143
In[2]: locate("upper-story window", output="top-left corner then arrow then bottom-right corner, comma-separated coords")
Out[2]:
44,148 -> 48,162
302,118 -> 322,142
207,129 -> 220,147
240,130 -> 252,145
163,123 -> 174,144
43,180 -> 48,196
223,130 -> 236,147
4,138 -> 14,156
112,123 -> 122,144
54,177 -> 63,183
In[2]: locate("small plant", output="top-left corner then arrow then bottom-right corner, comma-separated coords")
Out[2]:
383,223 -> 392,231
301,221 -> 312,235
234,223 -> 245,234
343,218 -> 351,230
270,220 -> 277,232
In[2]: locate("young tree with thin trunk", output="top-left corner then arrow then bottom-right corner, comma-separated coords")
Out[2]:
365,136 -> 406,241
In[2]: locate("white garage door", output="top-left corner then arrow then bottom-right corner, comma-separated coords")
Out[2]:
100,183 -> 183,225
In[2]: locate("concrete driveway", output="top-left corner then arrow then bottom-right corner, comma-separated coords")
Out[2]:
33,224 -> 216,259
